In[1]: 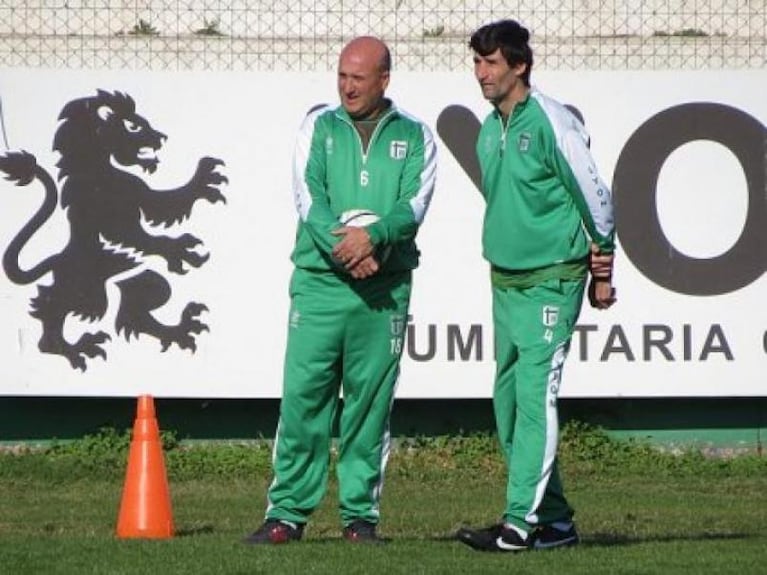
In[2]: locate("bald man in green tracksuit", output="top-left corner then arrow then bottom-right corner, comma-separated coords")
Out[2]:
457,20 -> 616,552
244,36 -> 437,545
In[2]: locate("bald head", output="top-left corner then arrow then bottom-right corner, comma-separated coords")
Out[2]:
337,36 -> 391,120
340,36 -> 391,74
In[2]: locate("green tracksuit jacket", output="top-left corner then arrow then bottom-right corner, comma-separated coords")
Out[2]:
266,102 -> 437,527
291,102 -> 437,272
476,88 -> 615,533
477,88 -> 615,271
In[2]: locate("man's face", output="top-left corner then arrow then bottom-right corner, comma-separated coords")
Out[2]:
337,49 -> 389,119
473,48 -> 526,107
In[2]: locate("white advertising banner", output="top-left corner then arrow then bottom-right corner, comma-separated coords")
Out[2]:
0,68 -> 764,398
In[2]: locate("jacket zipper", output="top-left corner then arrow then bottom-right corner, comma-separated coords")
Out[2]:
497,114 -> 506,157
339,108 -> 396,165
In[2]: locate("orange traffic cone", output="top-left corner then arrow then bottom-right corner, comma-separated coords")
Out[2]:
116,395 -> 175,539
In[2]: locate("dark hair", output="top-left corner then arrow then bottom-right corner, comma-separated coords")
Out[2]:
469,19 -> 533,86
380,44 -> 392,74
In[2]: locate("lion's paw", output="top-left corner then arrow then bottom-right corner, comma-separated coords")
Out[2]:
63,331 -> 111,371
158,302 -> 209,353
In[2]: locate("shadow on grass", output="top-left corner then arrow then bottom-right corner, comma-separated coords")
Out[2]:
177,524 -> 395,544
177,526 -> 755,547
236,536 -> 396,546
583,531 -> 754,547
426,531 -> 755,547
176,524 -> 215,537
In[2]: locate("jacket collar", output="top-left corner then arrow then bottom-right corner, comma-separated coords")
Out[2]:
335,98 -> 397,123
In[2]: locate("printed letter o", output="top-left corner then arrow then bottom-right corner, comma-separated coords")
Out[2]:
613,103 -> 766,295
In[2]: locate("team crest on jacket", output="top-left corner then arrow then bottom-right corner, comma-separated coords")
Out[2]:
542,305 -> 559,327
518,132 -> 531,152
0,89 -> 227,371
390,140 -> 407,159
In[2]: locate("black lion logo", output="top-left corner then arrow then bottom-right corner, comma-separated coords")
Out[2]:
0,89 -> 227,370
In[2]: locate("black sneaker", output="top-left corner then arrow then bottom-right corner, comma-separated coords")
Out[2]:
531,522 -> 579,550
456,523 -> 530,552
343,519 -> 383,543
242,519 -> 304,544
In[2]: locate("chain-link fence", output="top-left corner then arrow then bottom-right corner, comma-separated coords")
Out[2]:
0,1 -> 765,71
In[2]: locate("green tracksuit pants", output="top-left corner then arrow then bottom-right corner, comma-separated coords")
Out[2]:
266,267 -> 412,526
491,277 -> 585,533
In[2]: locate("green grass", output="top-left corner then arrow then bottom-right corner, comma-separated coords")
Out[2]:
0,426 -> 765,574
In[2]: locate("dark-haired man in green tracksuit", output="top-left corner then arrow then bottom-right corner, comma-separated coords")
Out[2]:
457,19 -> 616,553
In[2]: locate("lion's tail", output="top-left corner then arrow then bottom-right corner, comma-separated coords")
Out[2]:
0,151 -> 58,284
